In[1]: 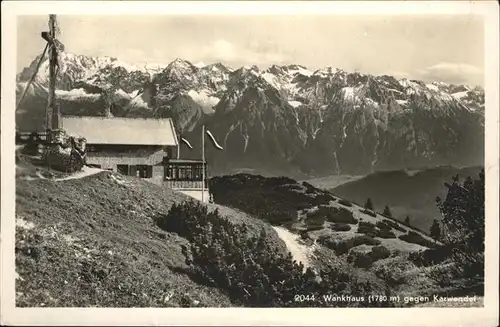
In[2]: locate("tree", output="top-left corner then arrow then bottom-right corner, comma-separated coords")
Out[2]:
364,198 -> 374,211
429,219 -> 441,241
436,170 -> 485,279
404,216 -> 411,225
382,205 -> 392,218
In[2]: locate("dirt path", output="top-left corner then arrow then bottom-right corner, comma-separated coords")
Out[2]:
22,166 -> 105,182
272,226 -> 314,270
53,166 -> 104,181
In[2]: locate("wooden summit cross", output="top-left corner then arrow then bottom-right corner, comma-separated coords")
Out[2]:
41,15 -> 65,131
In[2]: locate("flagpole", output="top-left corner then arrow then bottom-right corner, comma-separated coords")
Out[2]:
201,124 -> 205,203
177,133 -> 180,159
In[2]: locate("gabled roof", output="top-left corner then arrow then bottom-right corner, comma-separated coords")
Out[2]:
61,116 -> 178,146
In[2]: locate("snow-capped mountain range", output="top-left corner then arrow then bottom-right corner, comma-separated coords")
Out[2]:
16,52 -> 485,176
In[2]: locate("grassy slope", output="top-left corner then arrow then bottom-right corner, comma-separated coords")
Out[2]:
330,166 -> 483,231
208,174 -> 466,305
210,174 -> 438,252
15,160 -> 286,307
15,157 -> 475,308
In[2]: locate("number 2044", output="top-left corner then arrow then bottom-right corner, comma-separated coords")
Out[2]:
295,294 -> 316,302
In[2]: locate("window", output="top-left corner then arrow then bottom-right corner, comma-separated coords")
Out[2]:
165,165 -> 177,180
165,163 -> 205,181
194,166 -> 202,180
136,165 -> 153,178
117,165 -> 129,175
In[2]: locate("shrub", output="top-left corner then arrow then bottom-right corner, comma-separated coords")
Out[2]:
373,257 -> 414,287
382,205 -> 393,218
429,219 -> 442,241
317,235 -> 337,251
305,225 -> 324,232
265,176 -> 297,186
299,231 -> 311,240
352,235 -> 381,247
348,251 -> 373,268
369,246 -> 391,262
357,221 -> 378,237
156,200 -> 391,307
319,235 -> 381,255
398,231 -> 437,248
286,184 -> 303,191
209,175 -> 332,226
358,221 -> 396,238
261,209 -> 296,225
301,181 -> 315,190
305,187 -> 316,194
376,220 -> 392,231
338,199 -> 353,207
409,245 -> 454,267
376,229 -> 396,239
360,209 -> 377,217
305,212 -> 326,231
382,219 -> 406,233
313,193 -> 334,204
307,206 -> 357,224
330,223 -> 352,232
364,198 -> 374,210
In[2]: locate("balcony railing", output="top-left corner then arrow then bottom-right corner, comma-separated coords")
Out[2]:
164,180 -> 207,189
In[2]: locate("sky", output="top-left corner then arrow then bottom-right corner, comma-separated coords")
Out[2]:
17,14 -> 484,86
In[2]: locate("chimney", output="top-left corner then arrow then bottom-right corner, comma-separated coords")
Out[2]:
51,104 -> 62,130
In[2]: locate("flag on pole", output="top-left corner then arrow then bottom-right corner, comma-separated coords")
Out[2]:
180,135 -> 193,149
205,130 -> 223,150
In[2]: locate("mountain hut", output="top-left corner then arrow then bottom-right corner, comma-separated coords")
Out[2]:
60,115 -> 210,202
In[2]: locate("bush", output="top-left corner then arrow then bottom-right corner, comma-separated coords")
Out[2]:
364,198 -> 374,211
338,199 -> 353,207
357,221 -> 396,238
330,223 -> 352,232
348,251 -> 373,268
382,205 -> 393,218
429,219 -> 442,241
314,193 -> 334,204
319,235 -> 381,255
357,221 -> 378,237
305,213 -> 326,230
375,220 -> 392,231
376,229 -> 396,239
302,181 -> 315,190
263,210 -> 296,225
373,257 -> 414,287
360,209 -> 377,217
286,184 -> 303,191
398,231 -> 437,248
409,245 -> 454,267
305,225 -> 325,232
369,246 -> 391,262
382,219 -> 407,233
265,176 -> 297,186
307,206 -> 357,224
156,200 -> 391,307
436,170 -> 484,280
209,174 -> 332,226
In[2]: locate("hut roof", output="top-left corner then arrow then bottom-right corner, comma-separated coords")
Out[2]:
61,116 -> 178,146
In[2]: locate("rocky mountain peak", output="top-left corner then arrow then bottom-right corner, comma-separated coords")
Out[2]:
16,53 -> 485,176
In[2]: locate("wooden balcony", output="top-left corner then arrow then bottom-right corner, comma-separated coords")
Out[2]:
163,180 -> 207,190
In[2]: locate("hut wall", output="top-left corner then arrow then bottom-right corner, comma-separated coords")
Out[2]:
85,146 -> 173,170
